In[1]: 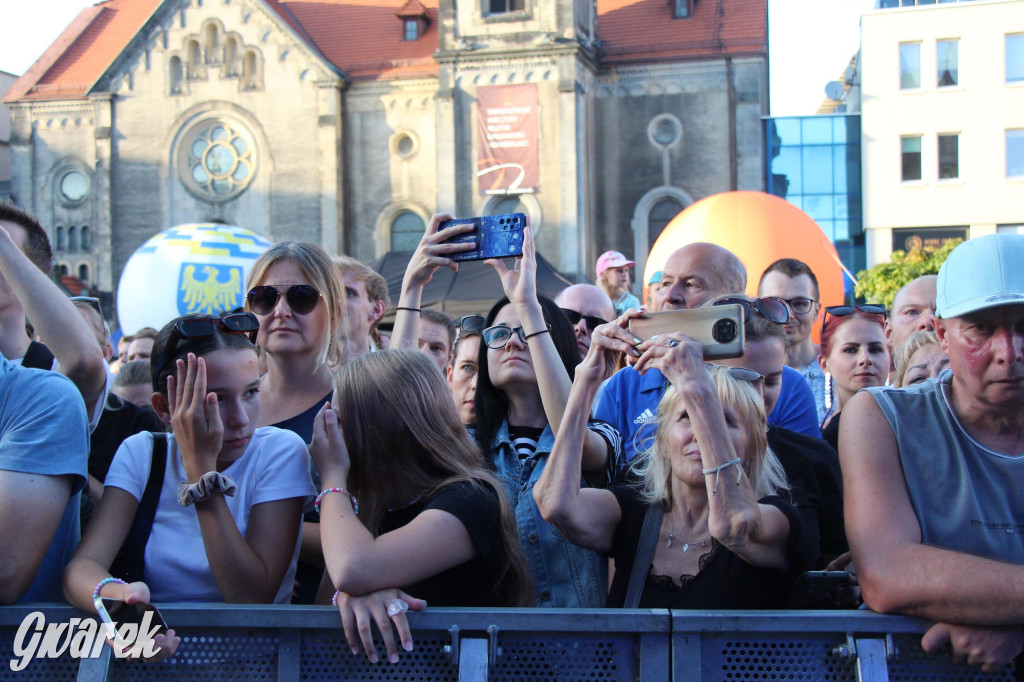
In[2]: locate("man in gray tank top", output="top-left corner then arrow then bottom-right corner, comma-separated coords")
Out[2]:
842,233 -> 1024,675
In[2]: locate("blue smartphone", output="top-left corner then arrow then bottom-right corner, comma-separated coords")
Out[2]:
438,213 -> 526,262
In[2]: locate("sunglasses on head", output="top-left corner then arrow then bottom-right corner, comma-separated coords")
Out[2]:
482,323 -> 552,350
246,285 -> 322,316
455,314 -> 486,335
71,296 -> 103,316
151,312 -> 260,388
561,308 -> 608,331
824,304 -> 887,319
712,296 -> 791,325
705,362 -> 765,385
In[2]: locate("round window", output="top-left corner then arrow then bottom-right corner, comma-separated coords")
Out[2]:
391,131 -> 419,160
178,118 -> 258,201
648,114 -> 682,149
59,171 -> 90,203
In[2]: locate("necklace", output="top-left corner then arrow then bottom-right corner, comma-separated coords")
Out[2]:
665,515 -> 709,552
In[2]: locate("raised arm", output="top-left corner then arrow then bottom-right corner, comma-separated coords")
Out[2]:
842,391 -> 1024,624
533,319 -> 641,552
390,213 -> 473,350
635,335 -> 793,569
0,223 -> 107,419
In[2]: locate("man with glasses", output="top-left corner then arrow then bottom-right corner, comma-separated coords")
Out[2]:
758,259 -> 827,424
554,284 -> 616,374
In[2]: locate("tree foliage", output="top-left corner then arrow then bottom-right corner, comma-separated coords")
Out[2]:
854,239 -> 961,308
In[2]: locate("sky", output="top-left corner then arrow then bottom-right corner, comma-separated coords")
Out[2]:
2,0 -> 874,116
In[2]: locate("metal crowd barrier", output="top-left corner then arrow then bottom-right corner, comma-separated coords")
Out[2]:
0,604 -> 1014,681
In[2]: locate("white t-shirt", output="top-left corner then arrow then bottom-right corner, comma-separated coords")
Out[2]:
104,427 -> 316,603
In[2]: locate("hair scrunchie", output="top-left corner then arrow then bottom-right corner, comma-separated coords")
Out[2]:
178,472 -> 237,506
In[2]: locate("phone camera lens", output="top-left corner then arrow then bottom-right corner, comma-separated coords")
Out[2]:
712,319 -> 737,343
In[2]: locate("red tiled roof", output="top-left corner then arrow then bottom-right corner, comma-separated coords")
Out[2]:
5,0 -> 162,103
596,0 -> 766,65
275,0 -> 439,81
396,0 -> 430,18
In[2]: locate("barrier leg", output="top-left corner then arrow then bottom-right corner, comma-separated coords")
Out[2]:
853,637 -> 892,682
278,628 -> 300,682
76,645 -> 111,682
459,637 -> 489,682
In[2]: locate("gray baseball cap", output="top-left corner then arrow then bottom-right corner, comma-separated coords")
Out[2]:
936,233 -> 1024,319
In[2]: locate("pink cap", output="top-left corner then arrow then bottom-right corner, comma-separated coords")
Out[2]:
596,250 -> 635,277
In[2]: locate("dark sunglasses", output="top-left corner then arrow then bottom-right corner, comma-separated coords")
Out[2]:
705,362 -> 765,384
455,314 -> 486,335
561,308 -> 608,331
712,296 -> 790,325
152,312 -> 260,387
780,297 -> 818,315
482,323 -> 552,350
824,304 -> 887,318
246,285 -> 322,316
71,295 -> 102,315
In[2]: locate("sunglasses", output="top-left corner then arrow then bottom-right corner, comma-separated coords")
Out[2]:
93,597 -> 168,653
712,296 -> 790,325
780,297 -> 818,315
824,304 -> 887,319
246,285 -> 322,316
151,312 -> 260,387
561,308 -> 608,331
705,362 -> 765,384
482,323 -> 552,350
455,314 -> 486,335
71,295 -> 103,315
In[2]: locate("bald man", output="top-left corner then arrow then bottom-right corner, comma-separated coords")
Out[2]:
886,275 -> 937,357
556,284 -> 617,383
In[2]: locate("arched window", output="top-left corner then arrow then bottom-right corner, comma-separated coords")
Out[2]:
647,198 -> 683,252
242,50 -> 260,90
80,226 -> 91,251
187,40 -> 202,79
55,263 -> 69,277
390,212 -> 426,252
78,264 -> 90,283
169,56 -> 184,94
56,226 -> 65,250
224,37 -> 240,76
68,226 -> 79,251
204,24 -> 220,64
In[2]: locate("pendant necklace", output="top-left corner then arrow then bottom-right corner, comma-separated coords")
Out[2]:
666,515 -> 709,552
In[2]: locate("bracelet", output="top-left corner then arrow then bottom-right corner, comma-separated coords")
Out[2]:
93,577 -> 126,601
524,324 -> 552,340
178,472 -> 237,507
315,487 -> 359,515
702,457 -> 742,495
332,590 -> 340,606
395,306 -> 421,313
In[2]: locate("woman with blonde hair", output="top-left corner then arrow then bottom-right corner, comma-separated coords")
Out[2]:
245,241 -> 347,602
311,349 -> 531,663
534,314 -> 811,608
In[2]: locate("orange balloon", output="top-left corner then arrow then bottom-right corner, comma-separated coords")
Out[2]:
643,191 -> 847,344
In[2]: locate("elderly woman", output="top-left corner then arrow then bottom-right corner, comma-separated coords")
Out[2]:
534,312 -> 812,608
893,330 -> 948,388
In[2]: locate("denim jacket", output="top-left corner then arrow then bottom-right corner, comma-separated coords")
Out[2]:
485,420 -> 608,608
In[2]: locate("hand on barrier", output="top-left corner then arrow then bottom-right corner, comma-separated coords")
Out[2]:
334,588 -> 427,664
100,582 -> 181,663
921,622 -> 1024,674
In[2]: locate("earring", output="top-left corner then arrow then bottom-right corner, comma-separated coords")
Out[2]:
824,371 -> 833,412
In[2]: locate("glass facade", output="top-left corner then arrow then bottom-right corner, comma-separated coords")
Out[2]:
765,115 -> 864,293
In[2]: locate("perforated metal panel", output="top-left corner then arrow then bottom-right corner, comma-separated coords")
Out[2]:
109,629 -> 278,681
705,635 -> 856,681
0,625 -> 83,681
888,634 -> 1015,682
300,630 -> 457,681
491,635 -> 633,681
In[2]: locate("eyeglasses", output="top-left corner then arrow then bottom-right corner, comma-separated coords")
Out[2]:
561,308 -> 609,332
705,362 -> 765,385
712,296 -> 791,325
780,297 -> 818,315
824,304 -> 887,318
71,296 -> 102,315
152,312 -> 260,387
455,314 -> 486,335
246,285 -> 322,316
482,323 -> 552,349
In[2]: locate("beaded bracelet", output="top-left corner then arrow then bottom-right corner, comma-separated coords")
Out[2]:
315,487 -> 359,515
332,591 -> 340,606
702,457 -> 742,495
93,577 -> 126,601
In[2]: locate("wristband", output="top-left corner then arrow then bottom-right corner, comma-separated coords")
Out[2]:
178,472 -> 237,506
315,487 -> 359,515
395,307 -> 421,313
702,458 -> 742,495
524,324 -> 552,340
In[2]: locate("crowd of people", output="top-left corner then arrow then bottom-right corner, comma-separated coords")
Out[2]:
1,198 -> 1022,673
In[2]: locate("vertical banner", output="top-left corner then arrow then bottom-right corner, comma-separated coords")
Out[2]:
476,84 -> 539,194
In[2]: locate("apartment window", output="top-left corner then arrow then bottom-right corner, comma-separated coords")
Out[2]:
674,0 -> 693,18
937,39 -> 958,87
938,134 -> 959,179
1008,34 -> 1024,83
1009,130 -> 1024,177
487,0 -> 524,14
902,136 -> 922,181
900,43 -> 921,89
404,19 -> 419,41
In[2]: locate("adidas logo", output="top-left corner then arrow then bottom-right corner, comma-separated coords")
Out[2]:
632,408 -> 656,425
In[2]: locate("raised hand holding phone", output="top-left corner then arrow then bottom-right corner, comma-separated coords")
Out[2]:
485,219 -> 537,309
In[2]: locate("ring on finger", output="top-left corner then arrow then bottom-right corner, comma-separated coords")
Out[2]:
387,598 -> 409,617
667,339 -> 679,348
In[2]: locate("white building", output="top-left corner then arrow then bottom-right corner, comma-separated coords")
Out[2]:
860,0 -> 1024,266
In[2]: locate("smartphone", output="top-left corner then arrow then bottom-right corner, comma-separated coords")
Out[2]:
96,598 -> 168,651
438,213 -> 526,262
786,571 -> 859,609
628,305 -> 745,360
